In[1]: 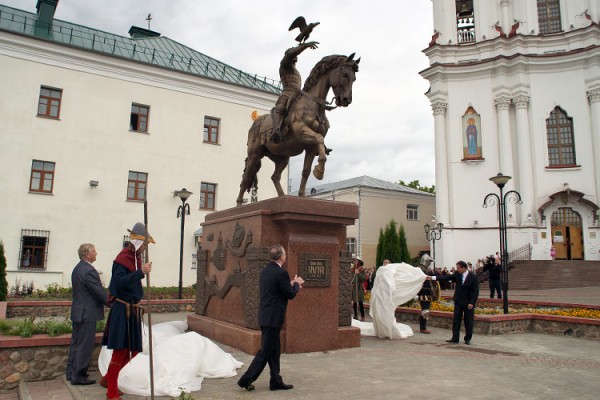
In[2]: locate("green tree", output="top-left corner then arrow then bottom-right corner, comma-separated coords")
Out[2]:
0,241 -> 8,301
376,219 -> 401,266
398,225 -> 411,263
398,179 -> 435,194
376,228 -> 384,268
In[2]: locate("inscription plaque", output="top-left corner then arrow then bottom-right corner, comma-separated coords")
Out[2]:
299,253 -> 331,287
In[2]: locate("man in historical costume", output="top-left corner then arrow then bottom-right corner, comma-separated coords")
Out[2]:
67,243 -> 108,386
101,223 -> 154,400
351,257 -> 367,321
417,254 -> 438,334
270,40 -> 319,143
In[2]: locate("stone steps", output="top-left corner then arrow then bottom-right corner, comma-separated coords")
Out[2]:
508,260 -> 600,290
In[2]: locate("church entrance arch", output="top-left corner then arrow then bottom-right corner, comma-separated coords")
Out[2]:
551,208 -> 583,260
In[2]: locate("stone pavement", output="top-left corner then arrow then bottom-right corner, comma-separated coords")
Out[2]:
11,286 -> 600,400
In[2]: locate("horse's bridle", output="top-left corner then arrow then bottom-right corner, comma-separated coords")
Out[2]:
300,90 -> 337,111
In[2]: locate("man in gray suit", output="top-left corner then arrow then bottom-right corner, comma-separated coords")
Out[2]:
67,243 -> 108,385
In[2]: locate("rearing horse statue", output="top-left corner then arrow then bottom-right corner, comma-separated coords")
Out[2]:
236,53 -> 359,206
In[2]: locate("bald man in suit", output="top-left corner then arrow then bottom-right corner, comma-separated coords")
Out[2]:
426,260 -> 479,344
237,244 -> 304,391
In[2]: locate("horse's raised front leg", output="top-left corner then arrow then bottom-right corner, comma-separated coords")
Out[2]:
297,125 -> 327,180
268,154 -> 290,197
298,150 -> 318,197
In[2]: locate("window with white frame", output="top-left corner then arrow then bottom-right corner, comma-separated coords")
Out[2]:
407,204 -> 419,220
346,237 -> 356,255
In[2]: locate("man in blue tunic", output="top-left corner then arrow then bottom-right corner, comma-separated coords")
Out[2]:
101,223 -> 154,400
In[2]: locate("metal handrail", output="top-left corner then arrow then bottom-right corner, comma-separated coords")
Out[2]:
508,243 -> 532,263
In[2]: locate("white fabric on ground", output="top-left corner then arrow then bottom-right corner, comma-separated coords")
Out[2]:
359,263 -> 426,339
98,320 -> 243,397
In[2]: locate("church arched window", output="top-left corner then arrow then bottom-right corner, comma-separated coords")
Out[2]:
546,106 -> 576,167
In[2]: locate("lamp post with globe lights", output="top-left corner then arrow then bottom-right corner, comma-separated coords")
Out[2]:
483,173 -> 522,314
175,188 -> 193,299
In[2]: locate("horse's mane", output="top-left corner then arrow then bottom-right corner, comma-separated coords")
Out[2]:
303,55 -> 348,92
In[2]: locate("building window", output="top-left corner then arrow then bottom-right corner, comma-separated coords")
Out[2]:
127,171 -> 147,201
203,116 -> 220,144
200,182 -> 216,210
407,204 -> 419,221
537,0 -> 562,34
130,104 -> 149,132
346,237 -> 356,255
19,229 -> 50,269
29,160 -> 55,193
37,86 -> 62,118
546,107 -> 576,167
456,0 -> 475,44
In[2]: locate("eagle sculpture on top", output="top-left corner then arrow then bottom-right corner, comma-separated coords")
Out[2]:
288,16 -> 320,43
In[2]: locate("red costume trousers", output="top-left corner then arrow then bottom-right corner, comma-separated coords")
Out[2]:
105,349 -> 138,399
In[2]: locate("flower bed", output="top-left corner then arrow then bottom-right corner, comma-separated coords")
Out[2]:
423,300 -> 600,320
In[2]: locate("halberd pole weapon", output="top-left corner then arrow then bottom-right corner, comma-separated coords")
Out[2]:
143,199 -> 155,400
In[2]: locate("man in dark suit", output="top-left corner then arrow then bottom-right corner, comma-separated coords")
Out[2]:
238,244 -> 305,391
426,260 -> 479,344
67,243 -> 108,385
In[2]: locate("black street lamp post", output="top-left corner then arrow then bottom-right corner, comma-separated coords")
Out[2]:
175,188 -> 193,299
424,222 -> 443,263
483,173 -> 522,314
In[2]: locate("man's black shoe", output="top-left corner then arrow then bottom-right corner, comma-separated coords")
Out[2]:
464,340 -> 471,345
270,382 -> 294,391
445,339 -> 459,344
237,377 -> 255,391
71,378 -> 96,385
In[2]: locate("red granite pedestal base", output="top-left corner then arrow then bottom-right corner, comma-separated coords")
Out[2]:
188,196 -> 361,354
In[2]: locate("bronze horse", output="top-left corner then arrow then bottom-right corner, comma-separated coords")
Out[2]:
236,54 -> 359,206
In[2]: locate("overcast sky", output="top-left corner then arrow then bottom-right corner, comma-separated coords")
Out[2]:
5,0 -> 435,190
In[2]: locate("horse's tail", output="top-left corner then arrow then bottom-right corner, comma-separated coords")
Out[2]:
236,116 -> 267,205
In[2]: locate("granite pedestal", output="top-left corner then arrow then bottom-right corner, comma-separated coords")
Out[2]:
187,196 -> 361,354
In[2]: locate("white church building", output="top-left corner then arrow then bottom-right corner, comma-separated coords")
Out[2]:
0,0 -> 280,289
421,0 -> 600,267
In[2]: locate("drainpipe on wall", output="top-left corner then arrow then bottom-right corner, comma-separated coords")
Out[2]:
357,188 -> 361,259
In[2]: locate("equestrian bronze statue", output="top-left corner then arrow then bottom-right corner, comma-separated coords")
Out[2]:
236,44 -> 359,206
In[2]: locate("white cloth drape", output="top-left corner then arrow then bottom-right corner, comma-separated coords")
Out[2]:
98,321 -> 243,397
353,263 -> 426,339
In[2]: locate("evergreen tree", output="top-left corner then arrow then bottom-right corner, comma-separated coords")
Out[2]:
386,220 -> 401,263
0,241 -> 8,301
376,219 -> 401,264
398,225 -> 411,263
376,228 -> 384,268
